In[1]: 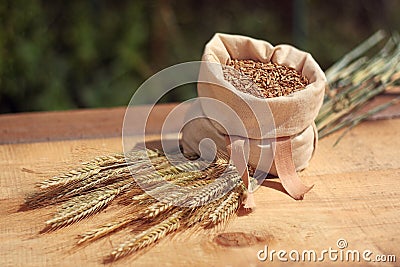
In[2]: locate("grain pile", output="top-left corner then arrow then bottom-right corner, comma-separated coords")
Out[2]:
223,59 -> 309,98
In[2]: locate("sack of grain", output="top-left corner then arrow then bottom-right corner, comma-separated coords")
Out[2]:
181,33 -> 327,206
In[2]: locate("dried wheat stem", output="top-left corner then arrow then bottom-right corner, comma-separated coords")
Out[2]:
183,166 -> 242,207
39,149 -> 161,189
98,149 -> 160,167
83,153 -> 126,167
60,167 -> 133,198
110,210 -> 183,260
130,171 -> 204,204
46,183 -> 132,229
184,197 -> 224,227
79,172 -> 207,241
133,159 -> 207,190
24,194 -> 52,209
38,165 -> 101,189
25,169 -> 134,209
78,214 -> 138,244
142,190 -> 189,218
55,180 -> 133,218
143,179 -> 212,218
202,186 -> 243,227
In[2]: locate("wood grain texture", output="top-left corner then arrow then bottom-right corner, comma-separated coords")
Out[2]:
1,95 -> 399,145
0,109 -> 400,266
0,103 -> 188,144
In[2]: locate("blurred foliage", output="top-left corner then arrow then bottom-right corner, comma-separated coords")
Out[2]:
0,0 -> 399,113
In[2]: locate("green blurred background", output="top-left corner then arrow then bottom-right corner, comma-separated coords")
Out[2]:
1,0 -> 399,113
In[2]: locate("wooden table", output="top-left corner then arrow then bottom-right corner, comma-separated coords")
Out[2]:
1,103 -> 399,266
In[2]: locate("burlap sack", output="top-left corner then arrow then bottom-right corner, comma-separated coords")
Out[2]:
181,33 -> 326,202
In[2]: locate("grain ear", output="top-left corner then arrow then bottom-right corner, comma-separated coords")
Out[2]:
25,149 -> 245,260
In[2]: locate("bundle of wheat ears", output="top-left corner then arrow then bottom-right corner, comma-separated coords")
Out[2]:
22,31 -> 400,262
24,149 -> 245,261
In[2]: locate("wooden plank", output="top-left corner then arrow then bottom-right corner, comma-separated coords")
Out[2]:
1,95 -> 399,145
0,118 -> 399,266
0,103 -> 187,144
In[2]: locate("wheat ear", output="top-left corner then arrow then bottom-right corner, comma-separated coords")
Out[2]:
130,171 -> 204,204
38,165 -> 101,189
60,167 -> 133,198
143,179 -> 212,218
184,197 -> 225,227
89,149 -> 160,167
109,210 -> 183,260
54,179 -> 135,217
28,169 -> 132,208
46,183 -> 132,229
39,149 -> 161,189
78,171 -> 208,243
132,159 -> 207,191
202,185 -> 243,227
183,166 -> 242,207
78,214 -> 139,244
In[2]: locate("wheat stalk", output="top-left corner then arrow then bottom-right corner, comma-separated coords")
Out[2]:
128,154 -> 224,204
39,149 -> 162,190
143,179 -> 212,219
72,158 -> 221,243
78,213 -> 139,244
38,165 -> 101,189
60,167 -> 133,198
132,159 -> 209,191
109,210 -> 183,260
33,155 -> 173,207
202,185 -> 243,227
317,31 -> 400,141
25,168 -> 134,209
83,153 -> 126,168
142,192 -> 188,218
45,182 -> 133,229
25,148 -> 247,260
130,171 -> 205,205
184,196 -> 225,228
56,179 -> 136,217
183,166 -> 242,207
